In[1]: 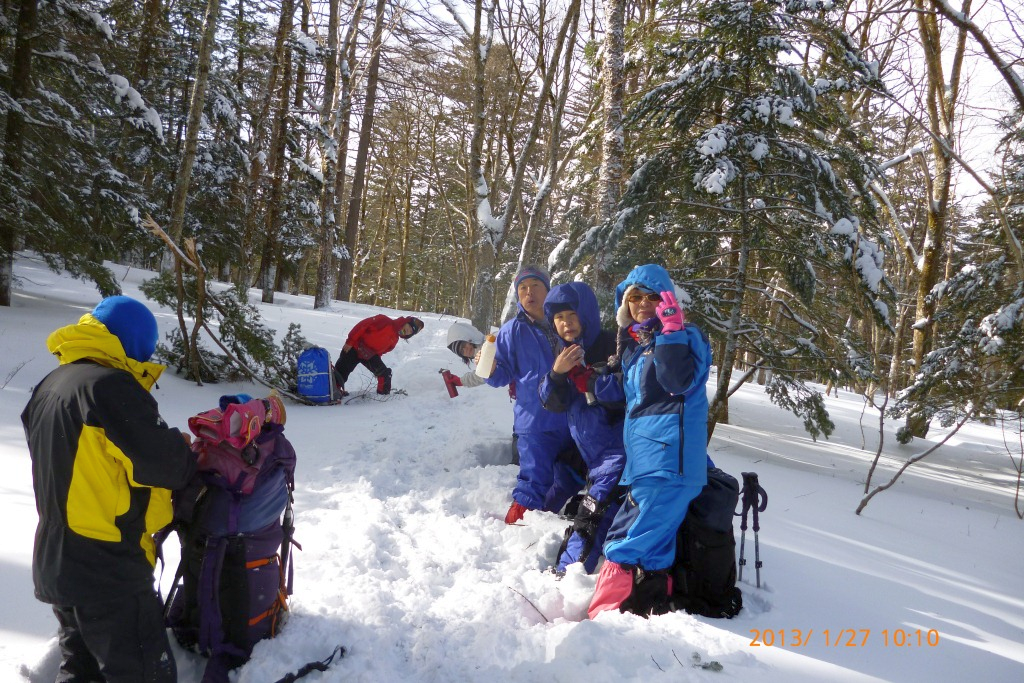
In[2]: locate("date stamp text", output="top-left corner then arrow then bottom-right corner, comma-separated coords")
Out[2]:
749,629 -> 940,648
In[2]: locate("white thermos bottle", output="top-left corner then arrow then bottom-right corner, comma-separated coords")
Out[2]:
475,334 -> 497,379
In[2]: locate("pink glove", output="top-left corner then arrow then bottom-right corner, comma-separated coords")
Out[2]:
656,290 -> 685,334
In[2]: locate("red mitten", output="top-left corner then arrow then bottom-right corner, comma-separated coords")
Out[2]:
567,365 -> 595,395
505,501 -> 528,524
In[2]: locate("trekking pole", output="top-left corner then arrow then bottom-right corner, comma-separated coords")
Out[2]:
281,497 -> 299,594
738,472 -> 768,588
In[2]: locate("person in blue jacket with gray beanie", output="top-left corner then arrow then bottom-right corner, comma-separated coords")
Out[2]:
588,264 -> 714,618
480,265 -> 574,524
539,282 -> 626,574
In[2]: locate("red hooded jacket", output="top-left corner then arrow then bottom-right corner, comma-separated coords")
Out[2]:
346,315 -> 415,359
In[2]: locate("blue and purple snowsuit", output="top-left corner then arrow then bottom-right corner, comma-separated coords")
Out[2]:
485,304 -> 574,511
539,283 -> 627,573
597,264 -> 713,572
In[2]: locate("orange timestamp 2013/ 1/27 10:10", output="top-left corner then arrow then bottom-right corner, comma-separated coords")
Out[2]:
749,628 -> 940,648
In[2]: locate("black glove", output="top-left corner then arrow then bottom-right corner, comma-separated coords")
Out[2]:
572,494 -> 605,538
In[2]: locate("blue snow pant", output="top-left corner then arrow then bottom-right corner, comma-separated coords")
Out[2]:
603,473 -> 704,571
542,450 -> 587,513
512,429 -> 576,511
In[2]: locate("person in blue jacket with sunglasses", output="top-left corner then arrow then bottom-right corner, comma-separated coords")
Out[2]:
588,264 -> 714,618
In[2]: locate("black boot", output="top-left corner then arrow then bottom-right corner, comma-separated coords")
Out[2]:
619,567 -> 671,618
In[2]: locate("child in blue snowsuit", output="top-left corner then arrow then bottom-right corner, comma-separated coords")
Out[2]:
483,265 -> 575,523
539,282 -> 626,574
588,264 -> 714,618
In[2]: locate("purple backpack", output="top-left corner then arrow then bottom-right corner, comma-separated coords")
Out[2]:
165,422 -> 298,683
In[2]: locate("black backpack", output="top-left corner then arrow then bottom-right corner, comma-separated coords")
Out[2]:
670,468 -> 743,618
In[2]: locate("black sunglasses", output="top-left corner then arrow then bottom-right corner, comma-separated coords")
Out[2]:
626,292 -> 662,304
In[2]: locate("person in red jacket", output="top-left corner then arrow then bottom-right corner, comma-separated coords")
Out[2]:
333,314 -> 424,395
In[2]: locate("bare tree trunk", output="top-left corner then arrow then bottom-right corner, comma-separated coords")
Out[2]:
906,0 -> 965,437
503,1 -> 582,321
168,0 -> 222,243
521,6 -> 579,257
258,37 -> 294,304
594,0 -> 625,290
887,299 -> 912,394
161,0 -> 222,374
479,0 -> 580,328
372,192 -> 393,307
0,0 -> 38,307
411,188 -> 432,310
133,0 -> 163,85
466,0 -> 495,332
367,175 -> 395,305
237,0 -> 295,289
168,0 -> 221,244
397,169 -> 414,309
708,178 -> 751,436
925,1 -> 1024,281
295,1 -> 308,109
314,0 -> 342,308
339,0 -> 387,301
294,247 -> 312,294
332,1 -> 365,301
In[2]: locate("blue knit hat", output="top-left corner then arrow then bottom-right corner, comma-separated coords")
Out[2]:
514,265 -> 550,293
91,296 -> 159,363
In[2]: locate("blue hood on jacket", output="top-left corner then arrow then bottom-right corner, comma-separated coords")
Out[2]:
614,264 -> 676,310
544,282 -> 601,349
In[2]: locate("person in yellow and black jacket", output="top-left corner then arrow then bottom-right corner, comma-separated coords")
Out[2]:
21,295 -> 198,683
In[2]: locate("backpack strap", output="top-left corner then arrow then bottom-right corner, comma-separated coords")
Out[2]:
162,549 -> 189,621
273,645 -> 346,683
197,491 -> 249,662
226,490 -> 241,535
197,536 -> 229,655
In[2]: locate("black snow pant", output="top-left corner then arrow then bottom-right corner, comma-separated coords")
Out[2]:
52,589 -> 175,683
334,348 -> 390,392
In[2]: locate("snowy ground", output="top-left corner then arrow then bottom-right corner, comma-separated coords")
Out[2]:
1,253 -> 1022,682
